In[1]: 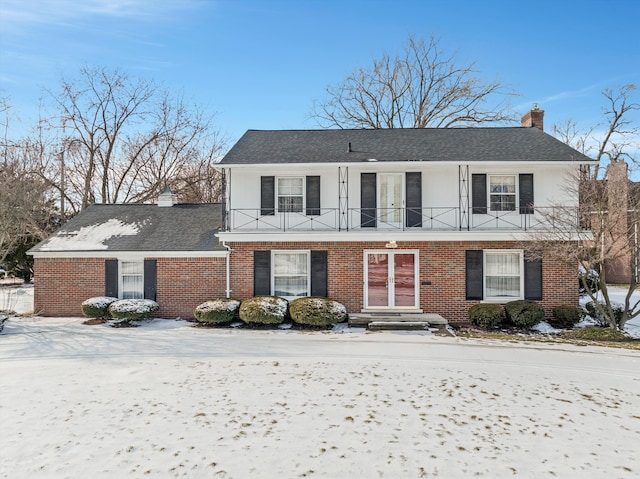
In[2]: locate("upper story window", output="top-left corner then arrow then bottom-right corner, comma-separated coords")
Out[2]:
121,261 -> 144,299
277,177 -> 304,213
489,175 -> 516,212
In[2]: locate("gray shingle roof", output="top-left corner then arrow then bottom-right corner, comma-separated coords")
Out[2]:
220,127 -> 596,165
30,203 -> 224,253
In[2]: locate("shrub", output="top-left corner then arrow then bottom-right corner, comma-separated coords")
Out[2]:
578,267 -> 600,296
81,296 -> 118,319
289,297 -> 347,326
194,299 -> 241,324
107,299 -> 160,321
239,296 -> 288,325
585,301 -> 624,328
504,300 -> 544,329
550,304 -> 586,329
468,303 -> 505,329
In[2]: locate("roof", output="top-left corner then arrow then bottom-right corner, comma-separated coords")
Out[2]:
220,127 -> 596,165
30,203 -> 225,254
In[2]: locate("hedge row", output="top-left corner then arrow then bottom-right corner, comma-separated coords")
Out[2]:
81,297 -> 159,321
195,295 -> 347,327
468,301 -> 585,330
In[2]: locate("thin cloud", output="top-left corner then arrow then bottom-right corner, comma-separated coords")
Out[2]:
0,0 -> 206,34
515,83 -> 602,111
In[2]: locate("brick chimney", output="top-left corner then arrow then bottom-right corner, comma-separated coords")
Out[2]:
521,104 -> 544,131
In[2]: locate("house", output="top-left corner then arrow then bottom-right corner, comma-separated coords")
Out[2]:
216,107 -> 596,323
29,192 -> 228,318
30,107 -> 597,324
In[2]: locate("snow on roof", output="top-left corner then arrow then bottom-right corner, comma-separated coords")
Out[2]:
39,219 -> 140,251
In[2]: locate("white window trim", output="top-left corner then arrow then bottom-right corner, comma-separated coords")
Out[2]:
488,174 -> 517,213
276,176 -> 305,213
271,250 -> 311,299
119,259 -> 144,300
482,249 -> 524,302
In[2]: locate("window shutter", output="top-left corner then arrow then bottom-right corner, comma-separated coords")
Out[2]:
519,174 -> 534,214
310,251 -> 328,297
406,172 -> 422,228
466,250 -> 484,300
524,256 -> 542,300
260,176 -> 275,216
105,259 -> 118,297
144,259 -> 157,301
472,174 -> 487,214
306,176 -> 321,216
361,173 -> 377,227
254,250 -> 271,296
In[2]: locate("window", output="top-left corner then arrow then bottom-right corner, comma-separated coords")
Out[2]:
272,251 -> 309,298
484,251 -> 523,300
277,177 -> 303,213
489,175 -> 516,212
121,261 -> 144,299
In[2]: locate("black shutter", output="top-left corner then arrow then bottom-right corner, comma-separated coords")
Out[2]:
144,259 -> 157,301
306,176 -> 321,216
519,174 -> 535,214
310,251 -> 328,297
260,176 -> 275,216
524,256 -> 543,300
105,259 -> 118,297
361,173 -> 377,227
406,172 -> 422,228
466,250 -> 484,300
472,174 -> 487,214
254,250 -> 271,295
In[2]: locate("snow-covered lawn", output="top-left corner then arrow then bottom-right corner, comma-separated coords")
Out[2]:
1,285 -> 639,478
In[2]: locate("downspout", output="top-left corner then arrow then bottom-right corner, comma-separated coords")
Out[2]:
221,240 -> 232,298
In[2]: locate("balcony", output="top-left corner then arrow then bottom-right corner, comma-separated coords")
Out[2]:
224,206 -> 582,233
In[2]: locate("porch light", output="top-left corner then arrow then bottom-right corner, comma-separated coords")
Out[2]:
385,240 -> 398,249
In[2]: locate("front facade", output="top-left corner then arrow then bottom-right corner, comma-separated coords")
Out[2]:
218,109 -> 596,323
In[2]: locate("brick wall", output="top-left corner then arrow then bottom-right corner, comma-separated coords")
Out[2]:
227,240 -> 578,325
33,256 -> 227,318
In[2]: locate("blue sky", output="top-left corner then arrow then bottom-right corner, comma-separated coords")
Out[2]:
1,0 -> 638,152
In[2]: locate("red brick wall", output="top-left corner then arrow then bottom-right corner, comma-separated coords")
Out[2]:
33,256 -> 227,318
227,240 -> 578,325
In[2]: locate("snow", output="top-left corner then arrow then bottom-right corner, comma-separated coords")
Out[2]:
108,298 -> 160,315
579,287 -> 640,338
39,218 -> 140,251
81,296 -> 118,309
195,299 -> 241,313
1,286 -> 639,477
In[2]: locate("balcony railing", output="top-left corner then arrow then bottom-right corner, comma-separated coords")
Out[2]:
224,206 -> 581,233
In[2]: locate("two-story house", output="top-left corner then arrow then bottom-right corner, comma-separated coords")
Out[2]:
30,107 -> 596,324
217,107 -> 596,323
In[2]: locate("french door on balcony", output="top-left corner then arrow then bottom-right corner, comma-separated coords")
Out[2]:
378,173 -> 403,228
364,251 -> 419,309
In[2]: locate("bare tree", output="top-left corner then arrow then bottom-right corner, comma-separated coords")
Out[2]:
311,34 -> 517,129
531,85 -> 640,330
48,66 -> 225,212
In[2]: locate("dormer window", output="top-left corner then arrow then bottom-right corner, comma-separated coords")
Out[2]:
277,177 -> 304,213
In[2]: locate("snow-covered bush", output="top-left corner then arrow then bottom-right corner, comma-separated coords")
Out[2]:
289,297 -> 347,326
550,304 -> 586,329
504,300 -> 544,328
194,299 -> 241,324
239,296 -> 288,325
107,299 -> 159,321
81,296 -> 119,319
468,303 -> 504,329
578,266 -> 600,296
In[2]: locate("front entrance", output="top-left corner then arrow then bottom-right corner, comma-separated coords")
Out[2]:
364,251 -> 419,309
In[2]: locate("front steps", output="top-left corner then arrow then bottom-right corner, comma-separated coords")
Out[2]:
348,312 -> 448,331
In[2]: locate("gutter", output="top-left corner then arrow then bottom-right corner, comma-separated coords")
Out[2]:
220,240 -> 232,298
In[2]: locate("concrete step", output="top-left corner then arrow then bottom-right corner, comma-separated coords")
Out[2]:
368,321 -> 430,331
